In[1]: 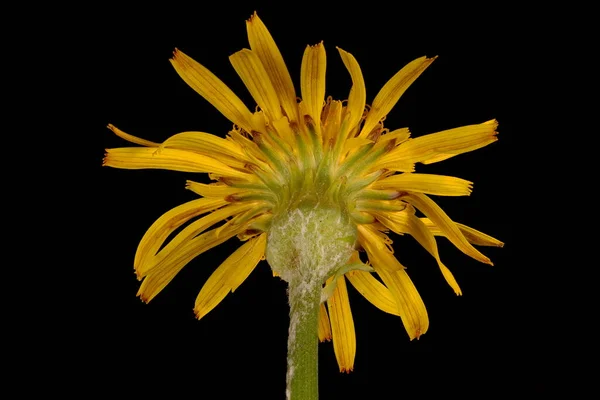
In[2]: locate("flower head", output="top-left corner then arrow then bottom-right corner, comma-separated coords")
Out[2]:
104,12 -> 502,373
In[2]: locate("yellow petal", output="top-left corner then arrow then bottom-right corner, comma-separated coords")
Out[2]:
359,56 -> 436,138
137,223 -> 247,303
230,49 -> 283,121
403,193 -> 493,265
137,203 -> 255,278
246,13 -> 298,123
301,42 -> 326,133
272,116 -> 298,149
318,303 -> 332,342
421,218 -> 504,247
185,181 -> 243,198
327,275 -> 356,372
357,224 -> 397,262
134,198 -> 227,276
376,269 -> 429,340
107,124 -> 160,147
378,120 -> 498,166
346,269 -> 399,316
355,199 -> 408,213
337,47 -> 366,133
160,131 -> 247,160
103,147 -> 250,179
322,100 -> 342,146
371,160 -> 416,173
372,173 -> 473,196
377,212 -> 462,295
377,127 -> 411,145
342,137 -> 373,154
194,233 -> 266,320
170,49 -> 254,132
361,229 -> 429,339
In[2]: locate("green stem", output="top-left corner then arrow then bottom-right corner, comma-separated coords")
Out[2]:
286,277 -> 321,400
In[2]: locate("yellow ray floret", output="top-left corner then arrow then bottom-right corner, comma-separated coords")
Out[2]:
103,147 -> 249,178
371,173 -> 473,196
359,56 -> 436,138
346,269 -> 399,316
375,120 -> 498,168
301,42 -> 326,133
318,303 -> 333,342
358,226 -> 429,340
195,233 -> 267,320
326,275 -> 356,372
133,197 -> 227,277
137,223 -> 248,303
246,13 -> 298,123
230,49 -> 283,122
337,47 -> 366,134
170,49 -> 255,132
421,218 -> 504,247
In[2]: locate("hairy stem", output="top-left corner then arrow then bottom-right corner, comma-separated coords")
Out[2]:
266,206 -> 358,400
286,277 -> 321,400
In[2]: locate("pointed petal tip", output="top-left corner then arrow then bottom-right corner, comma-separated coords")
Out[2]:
247,11 -> 259,24
411,328 -> 426,340
134,269 -> 143,281
137,292 -> 150,304
194,308 -> 207,321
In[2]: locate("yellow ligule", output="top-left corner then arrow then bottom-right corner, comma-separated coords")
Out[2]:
137,203 -> 255,278
301,42 -> 326,135
346,270 -> 399,316
378,120 -> 498,166
160,131 -> 247,160
185,181 -> 243,198
230,49 -> 283,121
378,212 -> 462,295
377,127 -> 411,145
327,275 -> 356,372
137,223 -> 247,303
318,303 -> 332,342
342,137 -> 374,155
421,218 -> 504,247
194,234 -> 266,320
404,193 -> 493,265
376,268 -> 429,340
337,47 -> 366,133
359,56 -> 436,138
107,124 -> 160,147
246,13 -> 298,123
134,197 -> 227,275
103,147 -> 250,178
170,49 -> 255,132
372,173 -> 473,197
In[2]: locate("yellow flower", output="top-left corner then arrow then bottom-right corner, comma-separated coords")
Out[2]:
104,12 -> 502,373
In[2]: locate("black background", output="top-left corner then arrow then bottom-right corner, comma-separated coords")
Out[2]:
86,3 -> 550,398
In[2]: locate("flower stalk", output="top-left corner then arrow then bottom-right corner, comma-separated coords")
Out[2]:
286,276 -> 321,400
266,206 -> 358,400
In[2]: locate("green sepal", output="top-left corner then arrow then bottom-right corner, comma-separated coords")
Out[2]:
320,262 -> 373,302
